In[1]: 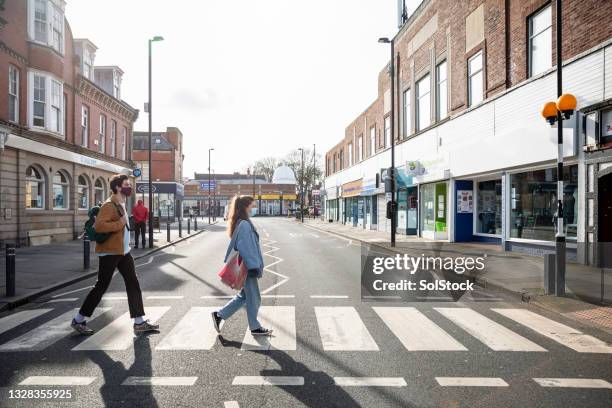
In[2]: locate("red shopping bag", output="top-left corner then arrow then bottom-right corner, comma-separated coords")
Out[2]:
218,249 -> 248,290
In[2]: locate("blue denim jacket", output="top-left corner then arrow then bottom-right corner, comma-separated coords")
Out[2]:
224,219 -> 264,278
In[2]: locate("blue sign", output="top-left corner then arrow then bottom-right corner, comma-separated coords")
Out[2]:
133,168 -> 142,178
200,181 -> 217,191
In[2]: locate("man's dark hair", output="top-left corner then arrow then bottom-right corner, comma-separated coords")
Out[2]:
110,174 -> 129,194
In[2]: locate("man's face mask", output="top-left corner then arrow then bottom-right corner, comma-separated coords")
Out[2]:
121,187 -> 133,197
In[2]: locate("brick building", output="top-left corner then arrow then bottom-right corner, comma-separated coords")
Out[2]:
324,0 -> 612,265
132,127 -> 184,220
0,0 -> 138,246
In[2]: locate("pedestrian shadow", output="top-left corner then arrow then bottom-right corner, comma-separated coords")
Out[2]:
87,333 -> 159,408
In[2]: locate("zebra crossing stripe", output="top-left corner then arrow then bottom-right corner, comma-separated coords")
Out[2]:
121,377 -> 198,386
0,308 -> 111,352
373,307 -> 466,351
493,308 -> 612,353
72,307 -> 169,351
19,376 -> 96,386
224,402 -> 240,408
156,307 -> 218,350
0,309 -> 53,336
334,377 -> 407,387
435,308 -> 546,352
315,307 -> 379,351
533,378 -> 612,389
146,295 -> 184,300
46,298 -> 79,303
241,306 -> 296,351
232,376 -> 304,386
436,377 -> 509,387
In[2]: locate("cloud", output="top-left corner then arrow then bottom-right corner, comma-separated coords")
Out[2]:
171,88 -> 220,110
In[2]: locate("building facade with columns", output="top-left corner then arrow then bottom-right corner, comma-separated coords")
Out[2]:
0,0 -> 138,246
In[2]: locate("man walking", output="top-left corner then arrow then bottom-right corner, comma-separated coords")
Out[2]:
71,174 -> 159,335
131,199 -> 149,249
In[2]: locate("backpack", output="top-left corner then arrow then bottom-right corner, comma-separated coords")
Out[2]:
82,202 -> 123,243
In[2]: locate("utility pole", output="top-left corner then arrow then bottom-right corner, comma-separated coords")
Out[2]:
554,0 -> 565,296
299,148 -> 305,222
208,148 -> 214,224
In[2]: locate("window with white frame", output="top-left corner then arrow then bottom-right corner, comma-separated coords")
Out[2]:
468,52 -> 484,107
113,73 -> 121,99
139,162 -> 150,181
436,61 -> 448,120
416,74 -> 431,131
9,66 -> 19,123
32,74 -> 45,128
29,72 -> 64,135
110,120 -> 117,157
348,143 -> 353,166
121,126 -> 127,160
370,126 -> 376,156
30,0 -> 64,54
25,166 -> 45,209
358,135 -> 363,162
99,114 -> 106,153
94,178 -> 106,205
77,175 -> 89,210
384,116 -> 391,147
81,105 -> 89,147
528,5 -> 552,78
83,48 -> 93,79
50,80 -> 61,133
402,88 -> 411,137
52,170 -> 69,209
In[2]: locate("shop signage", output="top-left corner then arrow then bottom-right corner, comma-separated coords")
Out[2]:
325,186 -> 338,200
312,190 -> 320,196
457,190 -> 473,213
136,183 -> 157,193
406,161 -> 425,176
136,182 -> 183,195
361,176 -> 380,196
199,181 -> 217,191
342,179 -> 362,198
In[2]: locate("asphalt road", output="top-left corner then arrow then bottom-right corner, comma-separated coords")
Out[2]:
0,218 -> 610,408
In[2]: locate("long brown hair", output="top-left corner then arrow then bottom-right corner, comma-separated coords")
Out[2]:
227,195 -> 254,237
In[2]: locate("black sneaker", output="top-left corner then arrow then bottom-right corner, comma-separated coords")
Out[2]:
133,320 -> 159,333
251,327 -> 273,336
211,311 -> 223,333
71,318 -> 94,335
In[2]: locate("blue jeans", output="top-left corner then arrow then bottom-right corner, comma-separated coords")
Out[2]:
217,276 -> 262,330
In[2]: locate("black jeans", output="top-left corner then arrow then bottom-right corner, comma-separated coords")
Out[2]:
134,222 -> 146,247
79,253 -> 144,318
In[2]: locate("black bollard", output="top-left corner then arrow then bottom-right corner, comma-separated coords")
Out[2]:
179,219 -> 182,238
194,218 -> 198,231
187,218 -> 191,234
6,244 -> 16,297
167,222 -> 171,243
83,238 -> 90,271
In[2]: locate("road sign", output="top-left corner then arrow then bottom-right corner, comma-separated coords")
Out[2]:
133,168 -> 142,178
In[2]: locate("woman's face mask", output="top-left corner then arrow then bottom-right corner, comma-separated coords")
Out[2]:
250,206 -> 257,217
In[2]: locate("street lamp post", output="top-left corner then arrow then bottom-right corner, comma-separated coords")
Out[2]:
540,0 -> 576,296
212,169 -> 216,221
148,35 -> 164,249
298,148 -> 305,223
379,37 -> 397,247
208,148 -> 214,224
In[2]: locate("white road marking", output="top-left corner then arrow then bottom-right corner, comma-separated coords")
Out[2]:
0,308 -> 111,352
310,295 -> 349,299
51,286 -> 93,298
201,295 -> 234,299
435,308 -> 546,352
232,376 -> 304,386
260,278 -> 289,294
260,237 -> 289,294
224,402 -> 240,408
72,306 -> 168,351
46,298 -> 79,303
156,307 -> 218,350
334,377 -> 407,387
242,306 -> 296,351
493,308 -> 612,353
146,295 -> 184,300
122,377 -> 198,386
261,295 -> 294,298
373,307 -> 467,351
19,376 -> 96,386
101,296 -> 128,301
315,307 -> 379,351
362,295 -> 402,300
533,378 -> 612,388
0,309 -> 53,336
436,377 -> 509,387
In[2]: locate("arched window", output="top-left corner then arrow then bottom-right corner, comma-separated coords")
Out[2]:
25,166 -> 45,209
53,171 -> 69,209
94,178 -> 106,205
77,175 -> 89,210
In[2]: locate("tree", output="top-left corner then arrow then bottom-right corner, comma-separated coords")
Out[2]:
247,157 -> 278,182
283,148 -> 323,207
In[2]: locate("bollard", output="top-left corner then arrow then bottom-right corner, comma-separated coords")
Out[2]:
187,218 -> 191,234
5,244 -> 16,297
543,253 -> 555,295
167,221 -> 171,243
83,238 -> 91,271
194,218 -> 198,231
178,219 -> 183,238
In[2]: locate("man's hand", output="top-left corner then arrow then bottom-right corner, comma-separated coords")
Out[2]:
120,216 -> 128,226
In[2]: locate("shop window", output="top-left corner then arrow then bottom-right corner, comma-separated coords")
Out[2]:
25,166 -> 45,209
94,178 -> 106,205
476,180 -> 502,235
510,165 -> 578,241
53,171 -> 70,209
77,175 -> 90,210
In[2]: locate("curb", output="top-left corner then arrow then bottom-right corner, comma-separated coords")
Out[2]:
0,223 -> 216,313
299,221 -> 533,303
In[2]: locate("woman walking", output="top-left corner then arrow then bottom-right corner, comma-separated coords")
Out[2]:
211,195 -> 272,336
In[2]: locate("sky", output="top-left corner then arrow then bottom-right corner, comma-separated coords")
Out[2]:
65,1 -> 418,177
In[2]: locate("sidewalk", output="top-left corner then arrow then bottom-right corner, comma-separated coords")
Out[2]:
0,219 -> 216,312
300,218 -> 612,332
